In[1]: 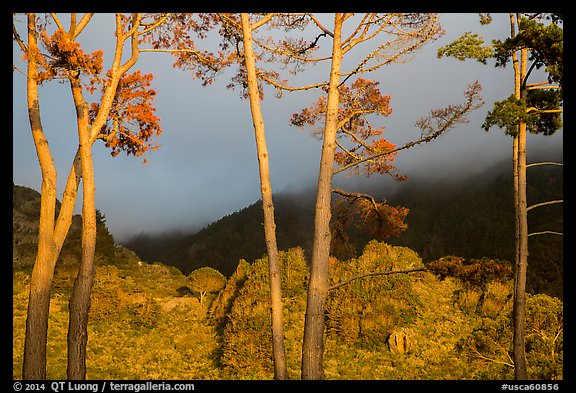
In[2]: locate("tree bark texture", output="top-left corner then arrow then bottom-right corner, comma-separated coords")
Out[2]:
22,13 -> 59,380
67,77 -> 98,380
301,13 -> 343,380
241,13 -> 288,380
513,43 -> 529,380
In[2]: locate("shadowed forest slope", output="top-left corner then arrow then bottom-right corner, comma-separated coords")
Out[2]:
13,183 -> 117,272
125,155 -> 563,298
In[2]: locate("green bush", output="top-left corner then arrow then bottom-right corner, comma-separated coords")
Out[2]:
326,241 -> 423,350
218,247 -> 308,379
525,294 -> 563,379
187,266 -> 227,304
455,290 -> 563,380
208,259 -> 251,329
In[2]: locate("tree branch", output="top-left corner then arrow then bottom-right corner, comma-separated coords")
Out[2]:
471,345 -> 515,369
50,13 -> 65,32
333,81 -> 483,175
339,14 -> 440,87
119,14 -> 142,74
335,139 -> 361,161
329,267 -> 428,291
308,13 -> 333,37
333,126 -> 443,175
257,71 -> 328,92
13,22 -> 28,54
528,231 -> 563,237
527,200 -> 563,212
251,13 -> 275,31
527,85 -> 561,90
140,48 -> 219,68
526,107 -> 563,114
139,13 -> 170,35
526,162 -> 563,168
71,13 -> 94,40
332,188 -> 381,212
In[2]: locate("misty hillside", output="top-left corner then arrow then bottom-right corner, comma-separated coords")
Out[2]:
125,192 -> 316,277
388,160 -> 563,297
125,155 -> 563,298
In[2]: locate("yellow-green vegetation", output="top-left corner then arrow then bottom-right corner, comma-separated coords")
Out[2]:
210,247 -> 309,379
13,241 -> 563,380
187,266 -> 226,304
13,254 -> 221,380
211,241 -> 563,380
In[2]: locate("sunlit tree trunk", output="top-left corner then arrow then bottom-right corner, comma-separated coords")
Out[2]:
66,76 -> 98,380
513,41 -> 529,380
22,14 -> 82,379
509,13 -> 529,379
22,13 -> 58,379
23,154 -> 81,380
240,13 -> 287,380
301,13 -> 343,380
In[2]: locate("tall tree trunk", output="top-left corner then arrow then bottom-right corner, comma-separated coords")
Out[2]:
514,122 -> 529,380
513,43 -> 529,380
67,76 -> 98,380
509,13 -> 529,379
22,13 -> 59,380
23,151 -> 81,380
301,13 -> 343,380
240,13 -> 287,380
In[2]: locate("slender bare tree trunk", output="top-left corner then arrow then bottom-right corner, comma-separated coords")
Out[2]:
22,13 -> 59,380
514,123 -> 529,380
67,76 -> 98,380
509,13 -> 528,379
513,43 -> 529,380
240,13 -> 288,380
22,13 -> 87,379
23,152 -> 81,380
301,13 -> 343,380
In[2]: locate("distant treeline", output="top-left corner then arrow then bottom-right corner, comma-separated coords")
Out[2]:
124,154 -> 563,298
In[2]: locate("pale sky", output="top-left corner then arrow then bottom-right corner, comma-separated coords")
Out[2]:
12,13 -> 563,242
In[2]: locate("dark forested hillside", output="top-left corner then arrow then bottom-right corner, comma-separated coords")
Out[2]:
125,154 -> 563,298
13,183 -> 119,271
385,162 -> 563,297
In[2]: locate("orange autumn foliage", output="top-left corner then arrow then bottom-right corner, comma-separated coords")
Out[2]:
291,78 -> 404,180
331,189 -> 409,257
32,23 -> 163,163
90,70 -> 163,161
38,29 -> 103,89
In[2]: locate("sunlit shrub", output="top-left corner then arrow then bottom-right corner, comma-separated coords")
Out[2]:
456,292 -> 562,380
525,294 -> 563,379
454,288 -> 483,314
326,240 -> 423,350
218,247 -> 309,379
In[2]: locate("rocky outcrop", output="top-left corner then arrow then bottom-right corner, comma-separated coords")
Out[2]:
388,329 -> 415,354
